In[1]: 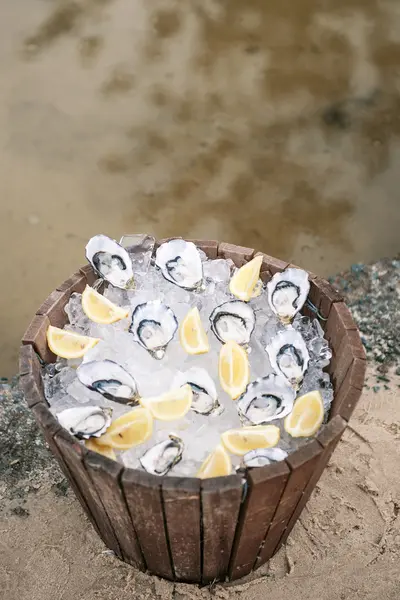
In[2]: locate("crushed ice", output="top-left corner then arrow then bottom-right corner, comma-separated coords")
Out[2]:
43,235 -> 333,476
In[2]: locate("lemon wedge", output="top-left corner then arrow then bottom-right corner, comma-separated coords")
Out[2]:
197,444 -> 232,478
229,255 -> 263,301
81,285 -> 129,324
95,407 -> 153,450
221,425 -> 280,456
218,341 -> 250,400
284,390 -> 324,438
85,438 -> 116,460
179,307 -> 210,355
47,325 -> 100,359
140,385 -> 193,421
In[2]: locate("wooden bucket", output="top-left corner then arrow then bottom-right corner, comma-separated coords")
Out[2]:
19,240 -> 366,583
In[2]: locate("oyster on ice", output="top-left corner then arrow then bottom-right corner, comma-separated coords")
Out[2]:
209,300 -> 255,346
267,268 -> 310,323
173,367 -> 221,415
57,406 -> 112,439
155,239 -> 203,290
86,234 -> 134,289
129,300 -> 178,359
266,328 -> 309,388
244,447 -> 288,468
140,435 -> 184,476
77,360 -> 138,405
237,374 -> 296,425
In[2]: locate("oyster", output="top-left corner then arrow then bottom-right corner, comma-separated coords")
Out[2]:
129,300 -> 178,359
266,328 -> 309,388
155,239 -> 203,290
209,300 -> 255,346
237,374 -> 296,424
57,406 -> 112,440
77,360 -> 138,405
172,367 -> 221,415
244,447 -> 288,468
267,268 -> 310,323
140,435 -> 184,476
86,234 -> 134,289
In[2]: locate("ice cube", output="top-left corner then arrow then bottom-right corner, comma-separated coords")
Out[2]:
119,233 -> 155,275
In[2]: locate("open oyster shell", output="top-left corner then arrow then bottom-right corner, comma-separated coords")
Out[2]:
267,267 -> 310,323
209,300 -> 255,346
57,406 -> 112,440
172,367 -> 221,416
155,239 -> 203,290
243,447 -> 288,468
129,300 -> 178,359
86,234 -> 134,289
237,374 -> 296,424
77,360 -> 138,405
140,435 -> 184,476
266,328 -> 309,388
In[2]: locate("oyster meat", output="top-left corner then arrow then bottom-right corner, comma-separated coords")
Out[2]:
140,435 -> 184,476
267,268 -> 310,323
266,328 -> 309,388
244,447 -> 288,468
237,374 -> 296,424
173,367 -> 221,415
57,406 -> 112,439
86,234 -> 134,289
155,239 -> 203,290
129,300 -> 178,359
210,300 -> 255,346
77,360 -> 138,405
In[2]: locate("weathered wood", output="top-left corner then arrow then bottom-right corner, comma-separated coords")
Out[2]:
313,277 -> 344,324
329,329 -> 366,391
84,451 -> 145,569
201,475 -> 243,584
162,477 -> 202,582
19,343 -> 38,376
228,462 -> 290,580
188,239 -> 219,259
20,363 -> 45,408
22,314 -> 55,363
278,416 -> 347,550
254,251 -> 289,275
122,470 -> 174,580
218,242 -> 255,267
57,271 -> 87,294
324,301 -> 357,347
31,403 -> 103,539
332,358 -> 366,420
255,441 -> 323,567
36,289 -> 70,329
54,430 -> 122,558
79,265 -> 97,286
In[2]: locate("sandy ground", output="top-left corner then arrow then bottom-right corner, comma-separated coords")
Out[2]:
1,365 -> 399,600
2,0 -> 400,375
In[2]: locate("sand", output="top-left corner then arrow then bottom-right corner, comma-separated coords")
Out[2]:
1,365 -> 399,600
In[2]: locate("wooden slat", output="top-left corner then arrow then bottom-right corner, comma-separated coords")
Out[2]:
121,470 -> 174,580
84,452 -> 145,569
188,239 -> 219,259
20,362 -> 45,408
19,343 -> 38,376
22,314 -> 55,363
301,277 -> 322,320
57,271 -> 87,293
254,251 -> 288,275
324,301 -> 357,347
218,242 -> 255,267
162,477 -> 202,582
278,416 -> 347,550
255,441 -> 323,567
79,264 -> 97,286
53,430 -> 122,558
201,475 -> 243,584
332,358 -> 366,420
329,329 -> 366,390
228,462 -> 290,580
36,289 -> 70,329
313,277 -> 344,324
31,403 -> 103,539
